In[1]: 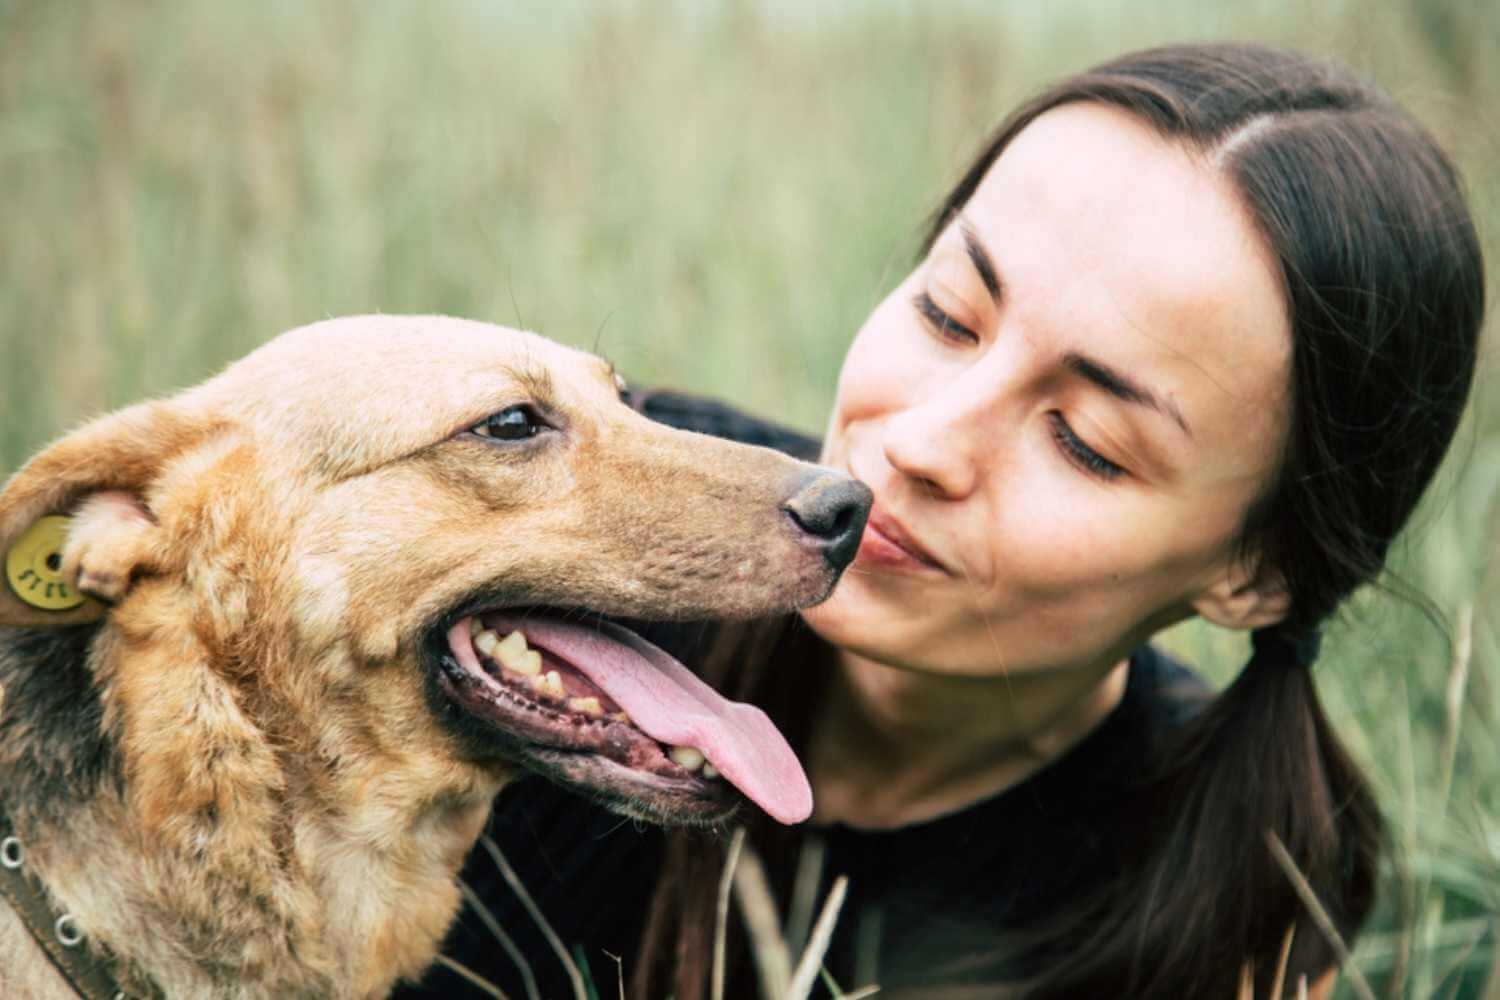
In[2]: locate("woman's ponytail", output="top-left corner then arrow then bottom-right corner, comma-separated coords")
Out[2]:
1025,626 -> 1382,997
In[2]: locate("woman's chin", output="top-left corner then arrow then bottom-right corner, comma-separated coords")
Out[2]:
799,578 -> 918,664
798,583 -> 871,652
798,591 -> 838,633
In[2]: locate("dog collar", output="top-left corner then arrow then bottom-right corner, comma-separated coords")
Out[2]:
0,806 -> 161,1000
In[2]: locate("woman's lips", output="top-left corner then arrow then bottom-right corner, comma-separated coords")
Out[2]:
856,508 -> 948,574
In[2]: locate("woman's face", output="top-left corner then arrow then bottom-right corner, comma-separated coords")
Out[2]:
804,103 -> 1294,679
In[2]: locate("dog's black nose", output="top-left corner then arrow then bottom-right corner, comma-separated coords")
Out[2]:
782,472 -> 872,571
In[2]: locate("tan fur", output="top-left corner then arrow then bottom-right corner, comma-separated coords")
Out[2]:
0,315 -> 848,998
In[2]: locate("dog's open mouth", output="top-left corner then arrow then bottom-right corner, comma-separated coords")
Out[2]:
433,611 -> 811,825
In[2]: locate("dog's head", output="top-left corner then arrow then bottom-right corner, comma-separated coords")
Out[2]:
0,316 -> 869,831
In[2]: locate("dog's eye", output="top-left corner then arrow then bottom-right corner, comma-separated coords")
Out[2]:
472,405 -> 548,441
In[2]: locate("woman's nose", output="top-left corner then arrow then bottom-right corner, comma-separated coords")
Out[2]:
881,401 -> 983,500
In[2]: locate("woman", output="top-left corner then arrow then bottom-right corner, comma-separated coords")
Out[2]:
401,42 -> 1483,999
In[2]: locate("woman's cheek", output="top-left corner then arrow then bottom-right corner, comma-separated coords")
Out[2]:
837,276 -> 961,410
836,322 -> 926,420
991,446 -> 1142,593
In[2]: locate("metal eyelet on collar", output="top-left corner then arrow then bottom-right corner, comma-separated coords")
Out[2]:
55,912 -> 84,947
3,808 -> 154,998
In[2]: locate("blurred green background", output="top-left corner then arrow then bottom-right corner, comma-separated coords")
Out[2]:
2,1 -> 1496,995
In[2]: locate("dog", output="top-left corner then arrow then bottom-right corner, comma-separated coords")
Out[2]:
0,315 -> 870,999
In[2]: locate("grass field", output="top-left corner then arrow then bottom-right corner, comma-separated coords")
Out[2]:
2,1 -> 1497,995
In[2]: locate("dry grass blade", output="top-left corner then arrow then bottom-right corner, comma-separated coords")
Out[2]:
480,834 -> 588,1000
852,906 -> 883,989
785,835 -> 827,955
1237,960 -> 1254,1000
1265,830 -> 1376,1000
819,967 -> 883,999
1270,922 -> 1297,1000
435,954 -> 515,1000
1432,916 -> 1488,998
714,827 -> 748,1000
603,949 -> 625,1000
733,840 -> 793,1000
1437,603 -> 1474,812
787,875 -> 849,1000
1391,678 -> 1417,998
1417,895 -> 1443,1000
1483,917 -> 1500,1000
458,878 -> 540,1000
1298,973 -> 1308,1000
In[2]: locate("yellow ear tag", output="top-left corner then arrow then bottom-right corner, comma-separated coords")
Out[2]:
5,515 -> 84,611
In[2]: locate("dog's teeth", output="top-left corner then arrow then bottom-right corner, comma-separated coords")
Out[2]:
568,696 -> 603,717
473,629 -> 500,658
497,633 -> 541,675
702,762 -> 720,780
530,670 -> 566,700
669,746 -> 706,772
497,629 -> 528,657
610,711 -> 633,726
468,618 -> 483,637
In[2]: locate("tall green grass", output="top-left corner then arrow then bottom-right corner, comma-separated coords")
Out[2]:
2,2 -> 1496,995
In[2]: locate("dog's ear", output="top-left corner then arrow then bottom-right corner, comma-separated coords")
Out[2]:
1,400 -> 211,627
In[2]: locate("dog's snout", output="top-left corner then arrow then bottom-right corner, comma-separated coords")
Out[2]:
782,472 -> 872,571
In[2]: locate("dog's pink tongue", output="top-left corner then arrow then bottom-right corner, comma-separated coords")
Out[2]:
513,619 -> 811,825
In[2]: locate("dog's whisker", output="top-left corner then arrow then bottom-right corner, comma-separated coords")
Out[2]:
506,264 -> 525,330
598,813 -> 636,840
457,878 -> 541,1000
591,309 -> 616,357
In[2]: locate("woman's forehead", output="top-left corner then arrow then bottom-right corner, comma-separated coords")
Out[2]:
958,102 -> 1293,457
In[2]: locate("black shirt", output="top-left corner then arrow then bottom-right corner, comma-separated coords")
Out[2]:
395,392 -> 1209,1000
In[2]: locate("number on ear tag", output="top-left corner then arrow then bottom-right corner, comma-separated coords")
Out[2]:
4,515 -> 84,611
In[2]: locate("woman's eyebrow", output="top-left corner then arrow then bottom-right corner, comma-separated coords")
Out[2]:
956,218 -> 1190,439
959,221 -> 1002,303
1063,352 -> 1193,438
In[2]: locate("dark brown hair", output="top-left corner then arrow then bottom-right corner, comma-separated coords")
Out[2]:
634,42 -> 1484,998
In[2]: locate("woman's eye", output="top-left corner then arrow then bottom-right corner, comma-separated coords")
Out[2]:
472,405 -> 549,441
912,291 -> 980,345
1048,413 -> 1126,482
